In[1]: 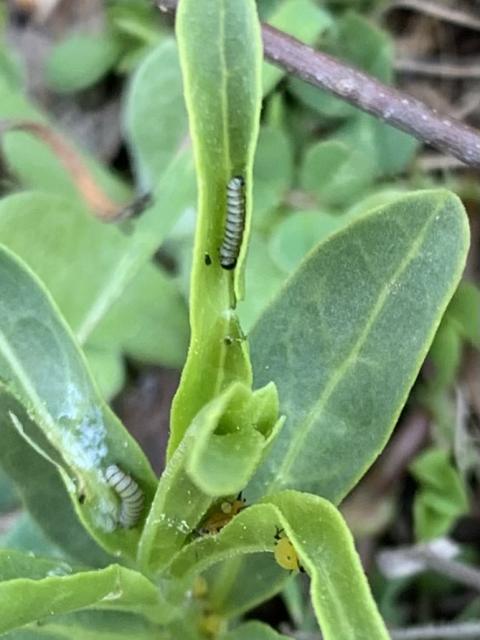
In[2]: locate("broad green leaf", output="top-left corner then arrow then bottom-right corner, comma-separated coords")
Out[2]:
300,140 -> 374,207
0,551 -> 170,635
262,0 -> 332,95
0,246 -> 156,558
3,611 -> 167,640
46,33 -> 122,93
411,448 -> 468,541
223,621 -> 291,640
169,491 -> 389,640
138,383 -> 279,573
248,191 -> 469,501
168,0 -> 262,455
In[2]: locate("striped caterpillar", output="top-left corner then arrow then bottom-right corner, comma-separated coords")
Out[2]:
219,176 -> 245,270
105,464 -> 144,529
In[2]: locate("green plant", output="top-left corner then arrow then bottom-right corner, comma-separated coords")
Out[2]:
0,0 -> 471,638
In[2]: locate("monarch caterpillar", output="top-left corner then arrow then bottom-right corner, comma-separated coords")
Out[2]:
273,527 -> 304,572
220,176 -> 246,270
105,464 -> 144,529
197,494 -> 246,536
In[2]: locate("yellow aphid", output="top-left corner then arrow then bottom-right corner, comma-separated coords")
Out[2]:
198,495 -> 246,536
274,528 -> 303,572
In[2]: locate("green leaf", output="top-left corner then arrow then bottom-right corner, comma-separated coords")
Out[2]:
223,621 -> 291,640
2,611 -> 167,640
0,38 -> 194,349
300,140 -> 374,207
248,191 -> 469,501
0,186 -> 190,364
262,0 -> 332,95
169,491 -> 389,640
168,0 -> 263,455
124,39 -> 188,187
46,33 -> 122,93
186,383 -> 280,496
138,382 -> 279,573
411,448 -> 469,541
0,551 -> 170,635
0,245 -> 156,558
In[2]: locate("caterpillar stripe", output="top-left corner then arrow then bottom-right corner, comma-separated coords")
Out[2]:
105,464 -> 144,529
220,176 -> 245,270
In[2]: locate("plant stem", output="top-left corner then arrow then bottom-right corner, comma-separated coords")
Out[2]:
156,0 -> 480,168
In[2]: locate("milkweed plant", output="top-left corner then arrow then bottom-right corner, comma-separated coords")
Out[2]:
0,1 -> 470,639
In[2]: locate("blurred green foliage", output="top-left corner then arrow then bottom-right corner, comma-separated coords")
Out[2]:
411,448 -> 469,541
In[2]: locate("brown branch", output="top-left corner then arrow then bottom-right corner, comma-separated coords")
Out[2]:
156,0 -> 480,169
